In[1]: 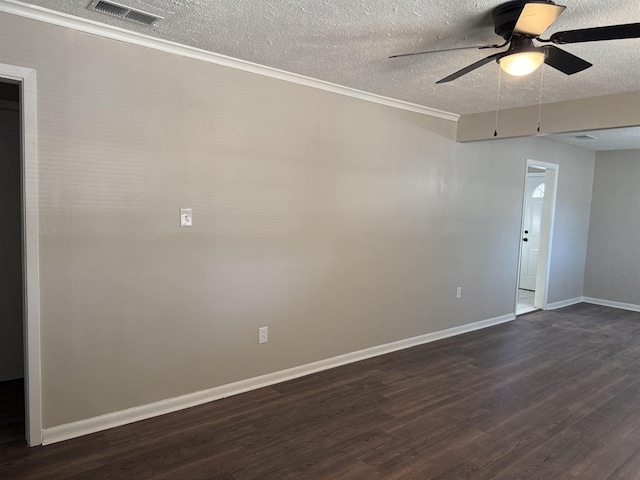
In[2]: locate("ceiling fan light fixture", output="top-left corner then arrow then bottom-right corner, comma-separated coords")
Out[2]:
498,51 -> 546,76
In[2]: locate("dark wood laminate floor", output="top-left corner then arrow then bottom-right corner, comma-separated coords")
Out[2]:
3,303 -> 640,479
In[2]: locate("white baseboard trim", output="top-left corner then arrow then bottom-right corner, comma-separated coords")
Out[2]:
546,297 -> 584,310
544,295 -> 640,313
42,312 -> 514,445
582,297 -> 640,313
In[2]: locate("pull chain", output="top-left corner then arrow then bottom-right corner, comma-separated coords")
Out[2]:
537,64 -> 544,132
494,68 -> 502,137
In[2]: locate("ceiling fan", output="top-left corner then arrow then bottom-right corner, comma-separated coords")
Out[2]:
390,0 -> 640,83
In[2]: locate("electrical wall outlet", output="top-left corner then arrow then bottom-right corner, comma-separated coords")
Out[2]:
456,287 -> 462,299
258,326 -> 268,344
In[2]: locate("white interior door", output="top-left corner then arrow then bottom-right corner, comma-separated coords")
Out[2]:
519,174 -> 545,291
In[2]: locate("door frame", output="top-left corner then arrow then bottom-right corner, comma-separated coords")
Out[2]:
1,63 -> 42,446
515,159 -> 559,313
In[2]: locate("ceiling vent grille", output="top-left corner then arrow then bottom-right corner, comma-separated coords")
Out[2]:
87,1 -> 162,26
573,134 -> 597,140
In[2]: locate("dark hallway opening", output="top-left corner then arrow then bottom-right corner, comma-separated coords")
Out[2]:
0,80 -> 25,444
0,379 -> 24,447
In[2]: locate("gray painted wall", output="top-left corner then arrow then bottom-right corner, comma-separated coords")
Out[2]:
0,105 -> 24,382
457,91 -> 640,142
584,150 -> 640,305
536,139 -> 596,304
459,138 -> 595,306
0,12 -> 595,428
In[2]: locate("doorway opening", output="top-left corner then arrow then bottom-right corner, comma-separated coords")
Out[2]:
516,160 -> 559,316
1,63 -> 41,447
0,80 -> 25,446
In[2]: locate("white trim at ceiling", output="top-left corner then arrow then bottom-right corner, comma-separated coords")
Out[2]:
0,0 -> 459,122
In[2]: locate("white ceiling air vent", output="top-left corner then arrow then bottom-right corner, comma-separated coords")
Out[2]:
573,134 -> 597,140
87,1 -> 162,26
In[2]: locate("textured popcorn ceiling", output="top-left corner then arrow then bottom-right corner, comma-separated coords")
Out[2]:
545,126 -> 640,150
12,0 -> 640,115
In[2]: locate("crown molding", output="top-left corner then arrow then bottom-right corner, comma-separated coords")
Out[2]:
0,0 -> 459,122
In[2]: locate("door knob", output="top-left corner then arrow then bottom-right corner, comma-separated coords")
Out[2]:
523,238 -> 528,242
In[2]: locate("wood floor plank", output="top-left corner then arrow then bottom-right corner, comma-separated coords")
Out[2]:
2,303 -> 640,479
605,445 -> 640,480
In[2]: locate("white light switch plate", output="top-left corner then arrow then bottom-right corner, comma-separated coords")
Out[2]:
180,208 -> 192,227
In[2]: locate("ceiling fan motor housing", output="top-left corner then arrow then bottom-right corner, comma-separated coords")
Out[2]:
493,0 -> 557,39
506,35 -> 545,53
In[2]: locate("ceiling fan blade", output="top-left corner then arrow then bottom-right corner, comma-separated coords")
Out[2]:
513,2 -> 566,37
544,46 -> 592,75
548,23 -> 640,44
436,51 -> 509,84
389,41 -> 507,59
